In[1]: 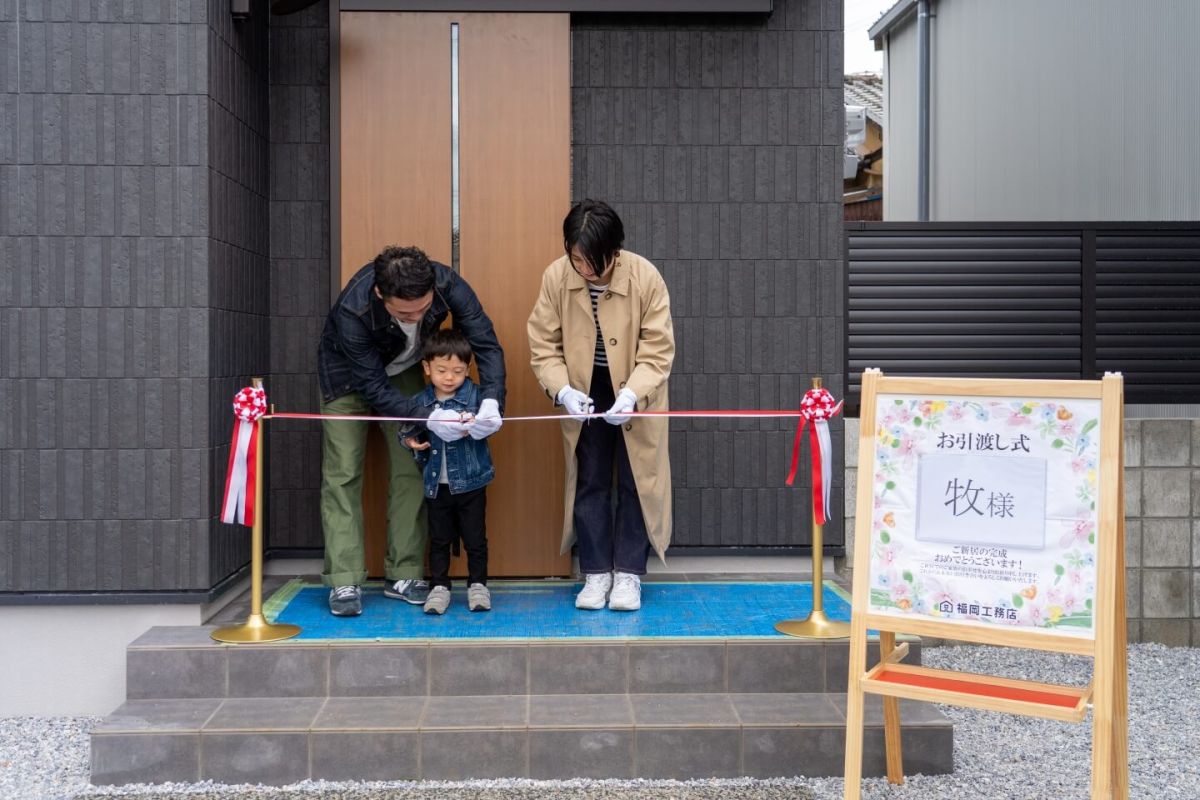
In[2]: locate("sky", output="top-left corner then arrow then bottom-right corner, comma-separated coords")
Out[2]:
844,0 -> 897,74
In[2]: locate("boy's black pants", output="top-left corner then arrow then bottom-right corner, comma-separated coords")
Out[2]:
427,485 -> 488,589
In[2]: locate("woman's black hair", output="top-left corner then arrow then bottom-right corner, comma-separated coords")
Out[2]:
374,245 -> 434,300
562,200 -> 624,275
421,328 -> 474,365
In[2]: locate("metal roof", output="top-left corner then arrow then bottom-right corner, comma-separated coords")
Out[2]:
844,72 -> 884,126
867,0 -> 918,44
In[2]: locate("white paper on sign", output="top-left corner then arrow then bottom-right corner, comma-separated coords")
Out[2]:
915,454 -> 1048,550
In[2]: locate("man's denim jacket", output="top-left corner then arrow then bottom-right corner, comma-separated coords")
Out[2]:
404,379 -> 495,499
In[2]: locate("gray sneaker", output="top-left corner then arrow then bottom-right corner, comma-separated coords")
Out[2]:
424,585 -> 451,615
467,583 -> 491,612
328,585 -> 362,617
384,579 -> 430,604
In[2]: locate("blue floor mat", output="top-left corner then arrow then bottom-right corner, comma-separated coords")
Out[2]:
266,580 -> 852,641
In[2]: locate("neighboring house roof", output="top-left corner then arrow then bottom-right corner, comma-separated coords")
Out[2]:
868,0 -> 918,44
844,72 -> 884,126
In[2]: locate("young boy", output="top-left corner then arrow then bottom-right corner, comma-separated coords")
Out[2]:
402,329 -> 497,615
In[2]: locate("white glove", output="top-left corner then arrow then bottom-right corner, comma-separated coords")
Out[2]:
556,385 -> 595,421
468,398 -> 503,440
603,387 -> 638,425
427,407 -> 470,440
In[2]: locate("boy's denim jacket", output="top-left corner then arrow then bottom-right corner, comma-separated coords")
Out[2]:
402,378 -> 495,499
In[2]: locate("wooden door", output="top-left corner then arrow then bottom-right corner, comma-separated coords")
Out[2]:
338,12 -> 571,577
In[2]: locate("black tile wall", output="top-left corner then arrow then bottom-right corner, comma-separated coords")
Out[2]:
264,0 -> 328,550
570,0 -> 845,547
0,0 -> 272,592
0,0 -> 217,592
0,0 -> 845,594
204,0 -> 270,584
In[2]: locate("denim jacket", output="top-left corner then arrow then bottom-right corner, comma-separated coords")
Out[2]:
317,262 -> 506,420
405,379 -> 495,499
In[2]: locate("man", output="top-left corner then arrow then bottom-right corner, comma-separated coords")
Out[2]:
318,245 -> 505,616
527,200 -> 674,612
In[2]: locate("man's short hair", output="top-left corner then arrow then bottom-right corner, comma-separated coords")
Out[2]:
374,245 -> 434,300
422,328 -> 474,365
563,199 -> 624,275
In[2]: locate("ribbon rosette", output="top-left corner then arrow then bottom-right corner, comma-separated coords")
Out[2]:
220,386 -> 268,527
785,386 -> 844,524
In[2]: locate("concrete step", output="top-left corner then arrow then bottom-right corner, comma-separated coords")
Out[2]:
125,626 -> 922,699
91,692 -> 953,785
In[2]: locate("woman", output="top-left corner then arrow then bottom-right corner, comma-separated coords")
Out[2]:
527,200 -> 675,611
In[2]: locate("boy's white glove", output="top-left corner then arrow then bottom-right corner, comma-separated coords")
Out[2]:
427,407 -> 470,440
468,398 -> 503,440
603,388 -> 638,425
556,386 -> 595,421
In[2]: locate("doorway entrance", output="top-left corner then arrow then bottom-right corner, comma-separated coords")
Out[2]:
338,11 -> 571,577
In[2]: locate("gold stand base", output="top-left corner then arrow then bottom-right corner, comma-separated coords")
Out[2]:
775,610 -> 851,639
211,614 -> 302,644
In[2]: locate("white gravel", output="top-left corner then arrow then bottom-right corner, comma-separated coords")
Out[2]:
2,643 -> 1197,800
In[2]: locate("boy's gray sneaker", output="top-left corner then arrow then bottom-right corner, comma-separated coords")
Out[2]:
423,586 -> 451,615
468,583 -> 491,612
329,585 -> 362,617
384,579 -> 430,604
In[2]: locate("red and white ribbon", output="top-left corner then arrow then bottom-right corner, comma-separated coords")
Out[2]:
220,386 -> 268,527
785,386 -> 844,524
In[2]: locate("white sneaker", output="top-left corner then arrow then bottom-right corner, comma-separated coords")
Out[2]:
575,572 -> 613,610
608,572 -> 641,611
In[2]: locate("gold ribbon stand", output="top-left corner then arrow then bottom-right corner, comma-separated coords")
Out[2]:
212,378 -> 301,644
776,377 -> 851,639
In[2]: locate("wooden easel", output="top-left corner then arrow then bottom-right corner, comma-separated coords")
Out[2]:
843,370 -> 1128,800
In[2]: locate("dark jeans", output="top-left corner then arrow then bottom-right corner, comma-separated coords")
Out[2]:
427,485 -> 488,588
574,366 -> 651,575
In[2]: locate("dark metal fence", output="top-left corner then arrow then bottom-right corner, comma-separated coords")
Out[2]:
845,222 -> 1200,404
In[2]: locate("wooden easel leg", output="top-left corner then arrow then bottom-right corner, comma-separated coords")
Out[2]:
1110,541 -> 1129,799
1091,625 -> 1115,796
843,632 -> 868,800
880,631 -> 904,784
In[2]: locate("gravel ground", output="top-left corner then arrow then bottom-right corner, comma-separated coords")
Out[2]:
2,643 -> 1197,800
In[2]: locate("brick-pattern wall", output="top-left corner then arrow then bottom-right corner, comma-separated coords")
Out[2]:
843,418 -> 1200,647
265,1 -> 329,551
0,0 -> 214,592
205,0 -> 270,583
1122,420 -> 1200,647
570,0 -> 846,547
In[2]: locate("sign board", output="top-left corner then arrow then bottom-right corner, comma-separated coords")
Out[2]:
843,371 -> 1128,800
869,394 -> 1100,639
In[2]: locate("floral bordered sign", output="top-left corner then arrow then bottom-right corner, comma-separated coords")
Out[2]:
869,395 -> 1101,638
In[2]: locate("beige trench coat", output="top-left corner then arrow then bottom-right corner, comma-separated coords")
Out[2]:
527,250 -> 675,561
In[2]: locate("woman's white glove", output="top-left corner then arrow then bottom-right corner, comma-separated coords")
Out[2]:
556,385 -> 595,421
603,388 -> 638,425
427,407 -> 470,440
468,398 -> 503,440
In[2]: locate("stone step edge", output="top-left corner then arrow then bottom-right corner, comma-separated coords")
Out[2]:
91,721 -> 955,785
130,628 -> 917,649
127,635 -> 921,700
94,693 -> 953,736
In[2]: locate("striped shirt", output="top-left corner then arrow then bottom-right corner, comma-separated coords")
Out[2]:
589,284 -> 608,367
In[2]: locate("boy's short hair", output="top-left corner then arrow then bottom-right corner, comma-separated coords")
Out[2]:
422,328 -> 474,364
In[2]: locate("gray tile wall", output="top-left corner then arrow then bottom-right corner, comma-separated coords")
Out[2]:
0,0 -> 270,593
843,418 -> 1200,647
204,0 -> 269,582
0,0 -> 215,592
570,0 -> 846,547
264,1 -> 329,551
1122,419 -> 1200,646
2,0 -> 847,593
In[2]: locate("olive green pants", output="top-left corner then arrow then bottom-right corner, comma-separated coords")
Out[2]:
320,367 -> 427,587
